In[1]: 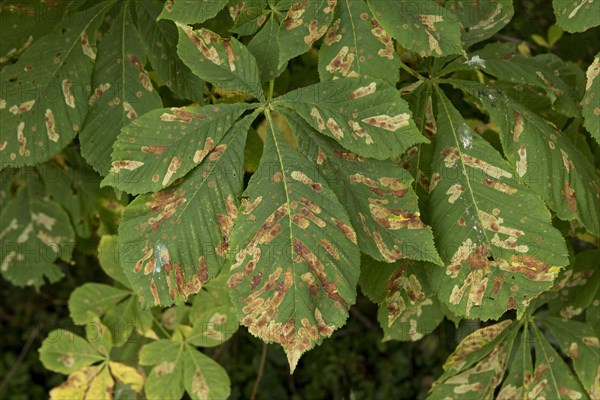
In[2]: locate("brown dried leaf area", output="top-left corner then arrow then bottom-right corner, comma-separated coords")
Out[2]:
384,264 -> 432,340
444,234 -> 558,315
181,26 -> 237,71
229,173 -> 358,370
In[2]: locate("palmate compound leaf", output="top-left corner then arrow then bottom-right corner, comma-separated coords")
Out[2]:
444,0 -> 514,49
176,24 -> 264,101
79,2 -> 162,176
228,110 -> 360,372
317,0 -> 399,84
553,0 -> 600,33
367,0 -> 462,58
158,0 -> 229,25
39,322 -> 145,400
0,1 -> 113,168
0,177 -> 74,288
274,78 -> 427,160
582,52 -> 600,145
497,323 -> 589,400
274,0 -> 337,68
139,339 -> 230,400
133,0 -> 205,105
102,103 -> 255,195
428,90 -> 568,320
359,257 -> 444,342
117,113 -> 255,308
452,80 -> 600,236
283,110 -> 441,265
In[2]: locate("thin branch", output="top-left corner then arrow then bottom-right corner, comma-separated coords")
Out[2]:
250,343 -> 268,400
0,327 -> 37,393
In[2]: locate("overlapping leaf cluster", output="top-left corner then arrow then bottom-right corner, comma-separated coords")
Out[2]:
0,0 -> 599,397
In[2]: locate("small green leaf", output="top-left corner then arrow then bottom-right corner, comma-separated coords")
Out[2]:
183,345 -> 231,400
140,340 -> 185,400
548,24 -> 564,46
554,0 -> 600,33
275,78 -> 427,160
582,53 -> 600,145
187,305 -> 239,347
98,235 -> 130,287
318,0 -> 398,84
158,0 -> 228,24
177,25 -> 264,100
39,330 -> 106,374
68,283 -> 130,325
368,0 -> 462,57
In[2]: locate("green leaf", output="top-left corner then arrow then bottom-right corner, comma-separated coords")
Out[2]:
0,179 -> 75,288
183,345 -> 231,400
368,0 -> 462,57
276,0 -> 336,67
139,340 -> 185,400
39,330 -> 106,374
275,78 -> 427,160
360,257 -> 444,341
79,3 -> 162,176
247,13 -> 287,82
542,317 -> 600,397
429,320 -> 517,399
445,0 -> 514,48
228,0 -> 270,36
158,0 -> 228,24
287,111 -> 441,264
139,340 -> 230,400
547,249 -> 599,320
103,103 -> 253,194
177,25 -> 264,100
133,0 -> 205,104
68,283 -> 130,325
98,235 -> 130,287
582,53 -> 600,145
456,80 -> 600,236
318,0 -> 398,84
547,24 -> 564,46
229,110 -> 360,372
554,0 -> 600,33
118,114 -> 254,307
428,90 -> 568,320
187,305 -> 239,347
102,296 -> 154,346
0,1 -> 112,167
